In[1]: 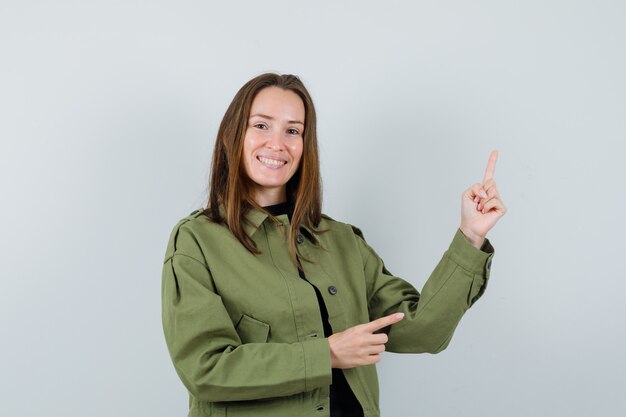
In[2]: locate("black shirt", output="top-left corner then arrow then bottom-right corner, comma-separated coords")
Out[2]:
262,201 -> 364,417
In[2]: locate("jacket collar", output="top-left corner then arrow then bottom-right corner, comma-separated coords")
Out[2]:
217,202 -> 315,240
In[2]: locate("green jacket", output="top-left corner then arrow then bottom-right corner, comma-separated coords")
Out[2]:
161,205 -> 494,417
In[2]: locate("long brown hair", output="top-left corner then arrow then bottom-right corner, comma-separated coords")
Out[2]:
204,72 -> 324,271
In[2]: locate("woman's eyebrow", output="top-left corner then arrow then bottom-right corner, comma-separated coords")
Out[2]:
249,113 -> 304,126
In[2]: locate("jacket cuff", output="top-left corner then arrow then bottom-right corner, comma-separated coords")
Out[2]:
301,337 -> 332,391
447,229 -> 495,274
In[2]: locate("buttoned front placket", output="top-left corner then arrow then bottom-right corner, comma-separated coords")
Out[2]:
262,214 -> 333,412
287,214 -> 376,416
296,223 -> 376,416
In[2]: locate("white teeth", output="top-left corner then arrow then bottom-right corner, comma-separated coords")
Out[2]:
258,156 -> 286,166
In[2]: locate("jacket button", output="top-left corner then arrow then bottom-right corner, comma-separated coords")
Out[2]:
296,233 -> 305,244
328,285 -> 337,295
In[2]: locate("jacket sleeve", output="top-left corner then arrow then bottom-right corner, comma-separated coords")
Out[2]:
352,226 -> 495,354
161,224 -> 332,402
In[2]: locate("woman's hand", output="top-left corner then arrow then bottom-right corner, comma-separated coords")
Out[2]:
459,150 -> 507,248
327,313 -> 405,369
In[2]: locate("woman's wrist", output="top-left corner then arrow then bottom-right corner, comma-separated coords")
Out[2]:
459,226 -> 485,249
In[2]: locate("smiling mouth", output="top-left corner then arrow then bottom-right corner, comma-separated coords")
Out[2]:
257,156 -> 287,167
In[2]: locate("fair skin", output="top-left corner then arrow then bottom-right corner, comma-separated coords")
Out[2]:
243,87 -> 507,369
242,86 -> 305,207
458,150 -> 506,249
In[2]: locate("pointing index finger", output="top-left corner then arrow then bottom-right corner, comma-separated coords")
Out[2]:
483,150 -> 498,183
364,313 -> 404,333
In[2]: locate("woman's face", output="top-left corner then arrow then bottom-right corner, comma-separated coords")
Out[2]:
242,87 -> 305,206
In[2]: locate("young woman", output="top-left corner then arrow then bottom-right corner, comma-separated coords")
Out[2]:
161,73 -> 506,417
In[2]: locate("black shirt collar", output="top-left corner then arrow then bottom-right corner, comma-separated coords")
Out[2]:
262,200 -> 294,219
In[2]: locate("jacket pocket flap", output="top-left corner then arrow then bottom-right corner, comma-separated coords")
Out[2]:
235,314 -> 270,344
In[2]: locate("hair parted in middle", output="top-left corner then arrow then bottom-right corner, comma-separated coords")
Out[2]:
204,72 -> 326,271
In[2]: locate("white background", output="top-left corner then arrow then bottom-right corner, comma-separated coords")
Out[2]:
1,1 -> 625,416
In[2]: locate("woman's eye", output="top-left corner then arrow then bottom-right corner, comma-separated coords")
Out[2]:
287,128 -> 300,135
254,123 -> 267,129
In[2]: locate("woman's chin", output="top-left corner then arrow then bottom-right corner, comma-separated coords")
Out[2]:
250,173 -> 289,185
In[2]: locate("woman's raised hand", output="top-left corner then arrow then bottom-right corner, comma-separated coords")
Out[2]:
459,150 -> 507,248
327,313 -> 405,369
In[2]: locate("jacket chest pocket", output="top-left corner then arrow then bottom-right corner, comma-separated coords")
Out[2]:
235,314 -> 270,343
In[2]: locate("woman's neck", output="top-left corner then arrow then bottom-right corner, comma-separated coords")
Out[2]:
251,186 -> 287,207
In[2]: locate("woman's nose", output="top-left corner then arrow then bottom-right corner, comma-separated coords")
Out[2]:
265,130 -> 285,150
